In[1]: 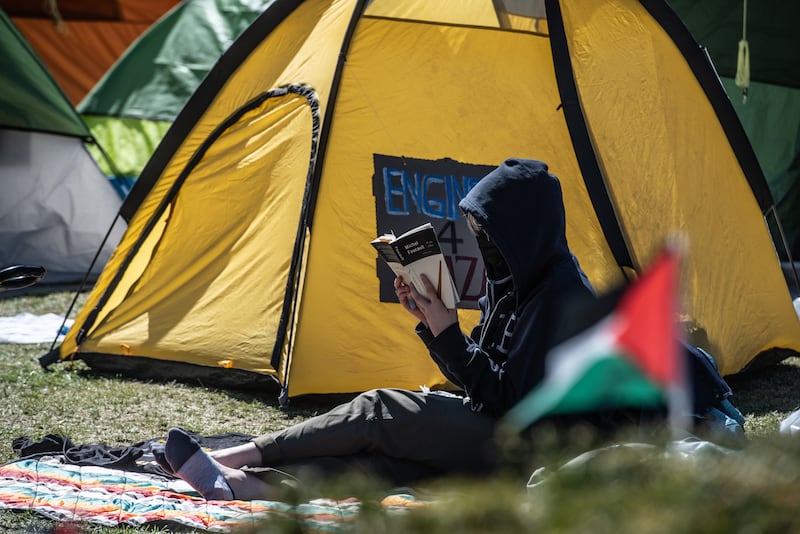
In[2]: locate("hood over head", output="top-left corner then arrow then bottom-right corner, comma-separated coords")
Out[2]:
459,158 -> 573,301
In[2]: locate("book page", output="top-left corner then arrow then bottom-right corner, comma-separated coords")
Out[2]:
372,223 -> 459,308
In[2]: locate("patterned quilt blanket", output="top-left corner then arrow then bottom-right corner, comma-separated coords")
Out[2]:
0,457 -> 425,532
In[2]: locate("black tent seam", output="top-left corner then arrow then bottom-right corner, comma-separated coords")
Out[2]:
545,0 -> 635,277
272,0 -> 370,405
268,86 -> 321,381
304,0 -> 370,230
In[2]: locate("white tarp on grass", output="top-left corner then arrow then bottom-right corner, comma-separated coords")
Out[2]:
0,312 -> 72,344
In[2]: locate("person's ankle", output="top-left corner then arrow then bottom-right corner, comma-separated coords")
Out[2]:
225,471 -> 274,501
210,443 -> 262,469
165,428 -> 234,500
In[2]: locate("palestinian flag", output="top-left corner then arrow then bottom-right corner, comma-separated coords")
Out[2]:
503,247 -> 688,432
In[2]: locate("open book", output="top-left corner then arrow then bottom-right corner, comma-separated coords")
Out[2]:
371,223 -> 460,309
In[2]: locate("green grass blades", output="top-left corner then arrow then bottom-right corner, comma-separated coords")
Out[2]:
1,291 -> 800,533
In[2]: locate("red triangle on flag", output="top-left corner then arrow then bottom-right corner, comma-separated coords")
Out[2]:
612,248 -> 681,386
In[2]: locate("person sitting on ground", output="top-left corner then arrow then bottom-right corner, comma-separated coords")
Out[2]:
158,158 -> 596,500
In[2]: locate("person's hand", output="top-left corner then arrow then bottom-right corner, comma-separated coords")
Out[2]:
394,277 -> 427,326
406,274 -> 459,337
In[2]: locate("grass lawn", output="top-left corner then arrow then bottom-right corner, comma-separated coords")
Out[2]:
1,291 -> 800,532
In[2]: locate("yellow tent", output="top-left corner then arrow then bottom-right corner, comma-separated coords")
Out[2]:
46,0 -> 800,403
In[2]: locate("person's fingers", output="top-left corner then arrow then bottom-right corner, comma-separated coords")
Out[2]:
396,287 -> 415,308
418,274 -> 437,293
417,274 -> 446,308
407,281 -> 429,309
393,278 -> 427,323
398,292 -> 412,310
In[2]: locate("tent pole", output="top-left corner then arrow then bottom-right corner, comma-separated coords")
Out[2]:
767,206 -> 800,295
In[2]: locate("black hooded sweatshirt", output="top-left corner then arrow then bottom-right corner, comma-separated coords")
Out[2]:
416,158 -> 594,417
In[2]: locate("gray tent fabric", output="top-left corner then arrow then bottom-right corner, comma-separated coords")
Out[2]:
0,129 -> 125,289
0,9 -> 126,292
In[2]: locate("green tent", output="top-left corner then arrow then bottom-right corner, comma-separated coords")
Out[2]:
668,0 -> 800,263
78,0 -> 274,197
0,10 -> 125,291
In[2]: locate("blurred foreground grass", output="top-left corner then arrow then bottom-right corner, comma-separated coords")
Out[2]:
1,292 -> 800,533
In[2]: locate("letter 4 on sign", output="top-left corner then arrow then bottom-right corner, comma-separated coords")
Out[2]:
372,154 -> 495,309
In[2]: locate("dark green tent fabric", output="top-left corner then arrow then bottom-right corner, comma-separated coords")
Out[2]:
0,10 -> 90,138
78,0 -> 270,121
669,0 -> 800,260
667,0 -> 800,90
78,0 -> 272,193
721,77 -> 800,259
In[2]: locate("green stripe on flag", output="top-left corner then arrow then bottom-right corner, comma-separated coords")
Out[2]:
504,351 -> 665,431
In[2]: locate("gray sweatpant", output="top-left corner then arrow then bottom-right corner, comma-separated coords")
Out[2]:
249,388 -> 498,485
